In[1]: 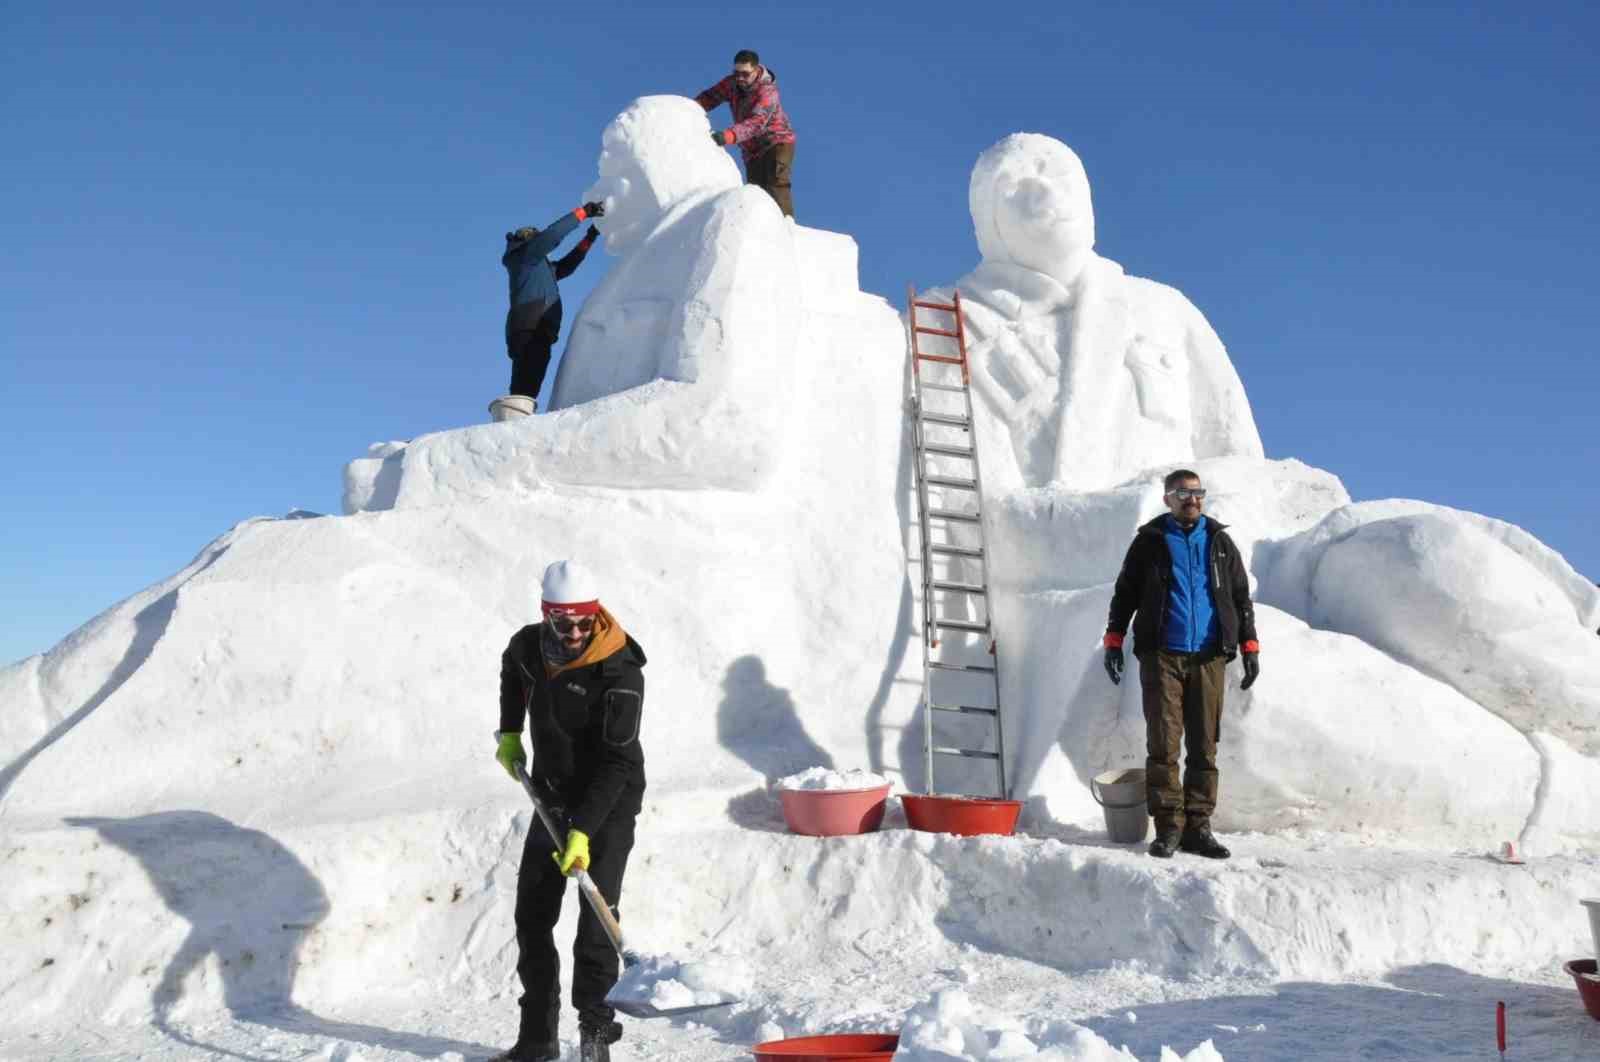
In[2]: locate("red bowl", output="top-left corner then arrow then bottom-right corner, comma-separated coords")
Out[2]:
902,793 -> 1022,836
753,1033 -> 899,1060
1566,958 -> 1600,1021
779,785 -> 891,837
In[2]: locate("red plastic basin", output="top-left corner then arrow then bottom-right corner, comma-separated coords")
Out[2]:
902,793 -> 1022,836
779,785 -> 891,837
753,1033 -> 899,1060
1566,958 -> 1600,1021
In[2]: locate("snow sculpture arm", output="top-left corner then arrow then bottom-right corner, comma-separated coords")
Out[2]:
1180,300 -> 1263,461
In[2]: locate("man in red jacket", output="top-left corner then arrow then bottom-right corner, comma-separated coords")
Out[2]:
697,48 -> 798,218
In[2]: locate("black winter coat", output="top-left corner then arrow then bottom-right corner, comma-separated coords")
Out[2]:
499,625 -> 647,838
1106,515 -> 1258,661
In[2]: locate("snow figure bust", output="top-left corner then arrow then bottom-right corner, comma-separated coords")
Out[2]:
955,133 -> 1264,491
343,95 -> 801,505
550,95 -> 793,413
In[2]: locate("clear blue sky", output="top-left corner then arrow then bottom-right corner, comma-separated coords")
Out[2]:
4,2 -> 1597,665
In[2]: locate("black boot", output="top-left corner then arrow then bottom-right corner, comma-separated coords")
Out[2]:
579,1019 -> 623,1062
1179,822 -> 1231,859
1148,826 -> 1181,859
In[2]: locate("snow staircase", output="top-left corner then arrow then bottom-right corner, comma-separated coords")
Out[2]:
905,285 -> 1008,799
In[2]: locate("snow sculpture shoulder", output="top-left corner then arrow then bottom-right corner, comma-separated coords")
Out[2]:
954,133 -> 1264,491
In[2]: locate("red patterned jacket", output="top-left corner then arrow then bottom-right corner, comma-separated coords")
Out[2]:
695,65 -> 797,164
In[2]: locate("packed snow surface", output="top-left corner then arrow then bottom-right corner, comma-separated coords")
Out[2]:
3,105 -> 1599,1060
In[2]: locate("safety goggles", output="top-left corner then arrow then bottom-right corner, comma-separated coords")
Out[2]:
1169,488 -> 1206,501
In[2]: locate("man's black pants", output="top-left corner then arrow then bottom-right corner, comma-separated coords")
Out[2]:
508,329 -> 555,401
514,809 -> 638,1042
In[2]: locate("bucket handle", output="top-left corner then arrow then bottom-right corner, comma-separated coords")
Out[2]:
1090,776 -> 1146,810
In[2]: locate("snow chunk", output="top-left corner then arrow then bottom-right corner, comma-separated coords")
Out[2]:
607,950 -> 749,1013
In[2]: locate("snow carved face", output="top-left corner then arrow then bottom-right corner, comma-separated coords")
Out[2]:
585,96 -> 742,253
969,134 -> 1096,283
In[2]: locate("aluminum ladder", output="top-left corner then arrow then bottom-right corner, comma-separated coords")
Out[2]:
905,285 -> 1008,799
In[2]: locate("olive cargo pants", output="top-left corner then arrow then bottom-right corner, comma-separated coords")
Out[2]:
745,144 -> 795,218
1138,649 -> 1226,832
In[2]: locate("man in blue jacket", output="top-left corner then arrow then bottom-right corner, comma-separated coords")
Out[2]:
1103,469 -> 1260,860
498,201 -> 605,415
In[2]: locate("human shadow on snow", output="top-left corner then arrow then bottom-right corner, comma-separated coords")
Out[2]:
717,655 -> 834,783
66,811 -> 492,1061
1076,963 -> 1597,1061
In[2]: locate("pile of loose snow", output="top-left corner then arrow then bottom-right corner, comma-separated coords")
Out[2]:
608,951 -> 749,1015
778,767 -> 894,791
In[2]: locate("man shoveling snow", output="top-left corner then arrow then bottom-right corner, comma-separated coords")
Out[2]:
492,560 -> 646,1062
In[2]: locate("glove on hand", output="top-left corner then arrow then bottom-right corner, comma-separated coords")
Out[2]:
581,200 -> 605,218
1240,652 -> 1260,690
494,731 -> 526,781
584,225 -> 600,242
1103,646 -> 1124,685
553,828 -> 590,875
711,130 -> 729,147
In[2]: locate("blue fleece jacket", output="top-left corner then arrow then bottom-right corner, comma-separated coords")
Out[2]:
1162,515 -> 1219,653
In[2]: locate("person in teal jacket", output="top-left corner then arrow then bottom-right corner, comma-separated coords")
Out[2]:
502,201 -> 604,408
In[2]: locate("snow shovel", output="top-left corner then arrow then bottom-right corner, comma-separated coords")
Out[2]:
514,766 -> 736,1020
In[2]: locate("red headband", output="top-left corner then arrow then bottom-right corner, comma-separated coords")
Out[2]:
542,599 -> 600,616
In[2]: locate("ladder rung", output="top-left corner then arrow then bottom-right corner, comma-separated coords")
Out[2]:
927,508 -> 981,523
919,382 -> 967,394
932,746 -> 1000,761
928,661 -> 996,674
929,544 -> 983,558
922,443 -> 973,458
915,326 -> 959,338
930,703 -> 998,717
913,299 -> 957,312
925,475 -> 977,490
931,580 -> 986,594
933,618 -> 988,633
919,411 -> 970,428
915,354 -> 964,366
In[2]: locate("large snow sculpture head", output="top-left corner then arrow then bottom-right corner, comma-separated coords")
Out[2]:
584,95 -> 742,252
970,133 -> 1096,284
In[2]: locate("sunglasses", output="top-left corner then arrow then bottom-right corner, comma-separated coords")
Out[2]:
548,613 -> 596,635
1169,488 -> 1206,501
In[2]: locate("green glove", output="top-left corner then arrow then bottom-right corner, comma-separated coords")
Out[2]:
553,829 -> 590,875
494,731 -> 526,781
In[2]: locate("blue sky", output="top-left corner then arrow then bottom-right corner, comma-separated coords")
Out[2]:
4,1 -> 1597,664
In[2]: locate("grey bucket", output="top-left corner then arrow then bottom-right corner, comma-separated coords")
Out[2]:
1090,768 -> 1149,844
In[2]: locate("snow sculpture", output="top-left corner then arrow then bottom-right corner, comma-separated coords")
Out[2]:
343,95 -> 801,507
951,133 -> 1263,492
927,135 -> 1600,852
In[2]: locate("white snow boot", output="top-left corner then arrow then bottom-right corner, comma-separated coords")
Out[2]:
489,395 -> 537,422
